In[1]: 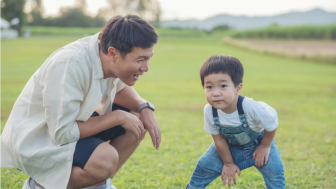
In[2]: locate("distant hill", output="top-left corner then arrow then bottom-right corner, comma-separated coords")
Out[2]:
160,8 -> 336,30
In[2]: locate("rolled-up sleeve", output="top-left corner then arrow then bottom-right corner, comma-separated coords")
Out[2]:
42,62 -> 82,146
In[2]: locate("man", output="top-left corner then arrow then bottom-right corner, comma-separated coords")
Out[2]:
1,15 -> 161,189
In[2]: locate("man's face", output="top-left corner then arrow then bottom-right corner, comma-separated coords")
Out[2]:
204,73 -> 242,113
114,47 -> 154,86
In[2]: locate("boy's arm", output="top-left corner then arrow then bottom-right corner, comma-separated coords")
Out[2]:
212,134 -> 234,164
253,128 -> 276,167
260,128 -> 276,147
212,134 -> 241,188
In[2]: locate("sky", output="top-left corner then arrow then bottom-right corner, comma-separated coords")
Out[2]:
38,0 -> 336,20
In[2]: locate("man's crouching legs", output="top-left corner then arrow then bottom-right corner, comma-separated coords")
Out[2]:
67,142 -> 119,189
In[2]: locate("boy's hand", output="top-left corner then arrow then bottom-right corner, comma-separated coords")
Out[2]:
253,145 -> 271,167
221,163 -> 241,188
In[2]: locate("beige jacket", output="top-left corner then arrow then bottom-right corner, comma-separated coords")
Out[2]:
1,33 -> 126,189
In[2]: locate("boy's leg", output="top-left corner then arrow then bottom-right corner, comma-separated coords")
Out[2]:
187,143 -> 224,189
255,140 -> 285,189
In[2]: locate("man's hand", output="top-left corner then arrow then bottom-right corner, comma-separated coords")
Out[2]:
221,163 -> 241,188
253,145 -> 271,167
139,108 -> 161,150
119,110 -> 146,142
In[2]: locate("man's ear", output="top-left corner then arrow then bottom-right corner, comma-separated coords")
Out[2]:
107,47 -> 118,62
236,83 -> 243,95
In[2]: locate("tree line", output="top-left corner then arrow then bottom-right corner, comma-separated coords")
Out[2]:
1,0 -> 161,36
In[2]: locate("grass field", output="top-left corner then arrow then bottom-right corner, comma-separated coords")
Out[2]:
1,34 -> 336,188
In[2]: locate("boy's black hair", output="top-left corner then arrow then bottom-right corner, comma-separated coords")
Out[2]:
100,15 -> 158,58
200,55 -> 244,87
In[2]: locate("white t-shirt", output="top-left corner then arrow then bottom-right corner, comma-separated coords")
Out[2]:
204,97 -> 278,135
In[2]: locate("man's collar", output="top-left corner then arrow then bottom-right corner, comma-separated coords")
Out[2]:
89,32 -> 104,80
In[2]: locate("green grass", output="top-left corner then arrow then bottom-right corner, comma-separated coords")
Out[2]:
1,35 -> 336,188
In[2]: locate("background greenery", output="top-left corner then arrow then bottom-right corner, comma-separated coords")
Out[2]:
227,24 -> 336,40
1,28 -> 336,188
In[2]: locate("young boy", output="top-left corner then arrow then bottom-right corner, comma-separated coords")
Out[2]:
186,55 -> 285,189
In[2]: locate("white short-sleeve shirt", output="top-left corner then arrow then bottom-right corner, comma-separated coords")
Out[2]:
204,97 -> 278,135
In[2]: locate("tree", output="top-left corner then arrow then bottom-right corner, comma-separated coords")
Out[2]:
99,0 -> 161,25
29,0 -> 45,25
1,0 -> 26,36
27,0 -> 106,27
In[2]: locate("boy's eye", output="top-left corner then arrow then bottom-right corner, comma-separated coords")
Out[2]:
206,86 -> 212,89
221,85 -> 227,88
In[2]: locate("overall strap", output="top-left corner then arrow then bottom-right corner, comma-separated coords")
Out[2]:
212,107 -> 218,118
212,106 -> 221,126
237,95 -> 245,115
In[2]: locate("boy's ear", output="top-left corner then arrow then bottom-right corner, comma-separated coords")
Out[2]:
236,83 -> 243,95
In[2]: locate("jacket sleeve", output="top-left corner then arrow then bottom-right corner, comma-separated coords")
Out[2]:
42,62 -> 83,146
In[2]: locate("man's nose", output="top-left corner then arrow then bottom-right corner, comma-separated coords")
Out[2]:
140,60 -> 149,72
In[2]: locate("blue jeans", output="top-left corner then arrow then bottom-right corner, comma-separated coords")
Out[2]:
187,139 -> 285,189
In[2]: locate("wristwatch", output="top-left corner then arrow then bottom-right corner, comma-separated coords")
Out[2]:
138,102 -> 155,112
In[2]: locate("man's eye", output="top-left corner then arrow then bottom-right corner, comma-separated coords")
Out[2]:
206,86 -> 212,89
221,85 -> 227,88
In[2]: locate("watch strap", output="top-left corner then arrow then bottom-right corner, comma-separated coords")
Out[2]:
138,102 -> 155,112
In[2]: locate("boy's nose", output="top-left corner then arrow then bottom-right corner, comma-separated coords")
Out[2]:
213,88 -> 221,96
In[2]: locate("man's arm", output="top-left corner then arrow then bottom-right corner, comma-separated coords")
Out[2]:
212,134 -> 241,188
113,86 -> 146,111
114,86 -> 161,150
76,110 -> 144,142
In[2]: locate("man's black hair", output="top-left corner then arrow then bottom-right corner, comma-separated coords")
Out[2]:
200,55 -> 244,87
100,15 -> 158,57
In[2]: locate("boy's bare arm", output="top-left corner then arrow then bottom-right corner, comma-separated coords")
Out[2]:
260,129 -> 276,147
212,134 -> 234,164
253,129 -> 277,167
212,134 -> 241,188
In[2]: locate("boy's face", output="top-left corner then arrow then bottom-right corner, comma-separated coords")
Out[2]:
204,73 -> 242,114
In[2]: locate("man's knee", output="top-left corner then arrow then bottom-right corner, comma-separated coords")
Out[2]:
124,130 -> 145,143
87,143 -> 119,181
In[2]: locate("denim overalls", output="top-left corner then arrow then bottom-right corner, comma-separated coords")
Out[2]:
187,96 -> 285,189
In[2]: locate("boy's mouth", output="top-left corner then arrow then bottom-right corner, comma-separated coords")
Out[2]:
134,75 -> 139,80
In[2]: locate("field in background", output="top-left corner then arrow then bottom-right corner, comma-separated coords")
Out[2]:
1,29 -> 336,188
223,37 -> 336,64
228,24 -> 336,40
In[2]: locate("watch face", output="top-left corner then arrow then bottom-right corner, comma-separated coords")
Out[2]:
148,102 -> 155,110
